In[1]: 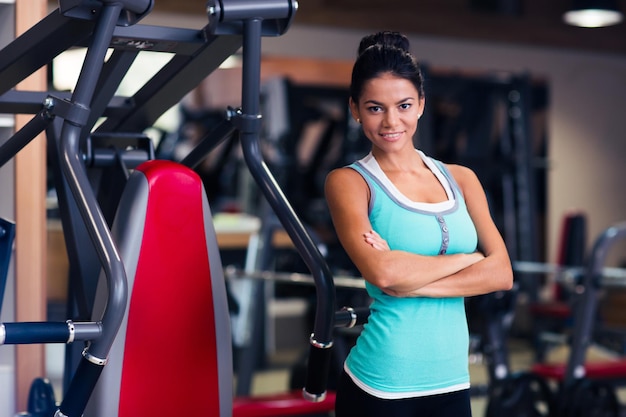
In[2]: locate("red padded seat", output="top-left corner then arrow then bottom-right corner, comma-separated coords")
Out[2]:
86,160 -> 232,416
233,391 -> 336,417
86,160 -> 335,416
532,360 -> 626,381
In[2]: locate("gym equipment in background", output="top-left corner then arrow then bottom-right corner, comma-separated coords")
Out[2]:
0,0 -> 345,415
486,222 -> 626,417
528,211 -> 587,362
533,222 -> 626,417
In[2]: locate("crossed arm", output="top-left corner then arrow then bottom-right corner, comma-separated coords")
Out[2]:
324,164 -> 513,298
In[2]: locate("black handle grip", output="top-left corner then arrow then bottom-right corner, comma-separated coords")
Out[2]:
335,307 -> 370,328
302,338 -> 333,402
59,356 -> 105,417
3,322 -> 71,344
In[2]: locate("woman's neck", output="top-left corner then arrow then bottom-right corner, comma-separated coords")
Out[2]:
372,147 -> 425,173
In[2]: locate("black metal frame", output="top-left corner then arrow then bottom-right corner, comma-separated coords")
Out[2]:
0,0 -> 338,415
563,222 -> 626,386
0,217 -> 15,314
484,223 -> 626,416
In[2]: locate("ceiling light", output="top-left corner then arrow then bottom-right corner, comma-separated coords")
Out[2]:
564,0 -> 624,27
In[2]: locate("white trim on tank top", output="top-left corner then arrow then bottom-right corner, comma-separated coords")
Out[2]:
358,149 -> 455,212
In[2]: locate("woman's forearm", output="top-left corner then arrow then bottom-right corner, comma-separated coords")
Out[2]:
384,253 -> 512,298
368,249 -> 486,293
361,230 -> 485,293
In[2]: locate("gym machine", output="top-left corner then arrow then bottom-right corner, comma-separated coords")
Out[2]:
486,222 -> 626,417
414,69 -> 545,268
0,0 -> 355,415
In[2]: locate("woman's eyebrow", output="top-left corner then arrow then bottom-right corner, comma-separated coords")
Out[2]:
363,97 -> 415,105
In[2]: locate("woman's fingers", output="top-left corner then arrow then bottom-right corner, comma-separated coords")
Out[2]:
364,230 -> 390,251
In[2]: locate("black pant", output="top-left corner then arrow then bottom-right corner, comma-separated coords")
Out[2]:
335,371 -> 472,417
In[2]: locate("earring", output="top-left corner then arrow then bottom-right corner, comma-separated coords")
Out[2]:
356,118 -> 361,124
418,114 -> 422,120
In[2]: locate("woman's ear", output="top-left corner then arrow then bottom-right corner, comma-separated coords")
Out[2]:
349,98 -> 360,123
418,97 -> 426,118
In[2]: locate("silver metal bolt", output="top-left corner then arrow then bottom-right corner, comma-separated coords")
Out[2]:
43,97 -> 54,110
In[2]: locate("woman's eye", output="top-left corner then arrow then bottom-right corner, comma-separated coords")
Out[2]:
367,106 -> 382,113
400,103 -> 412,110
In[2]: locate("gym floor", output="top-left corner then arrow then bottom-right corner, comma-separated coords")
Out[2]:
45,334 -> 625,416
45,339 -> 523,414
245,336 -> 626,416
246,338 -> 535,416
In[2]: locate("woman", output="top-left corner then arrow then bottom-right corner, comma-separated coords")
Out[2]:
325,31 -> 514,417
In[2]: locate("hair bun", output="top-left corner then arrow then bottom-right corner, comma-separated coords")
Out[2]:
357,31 -> 410,56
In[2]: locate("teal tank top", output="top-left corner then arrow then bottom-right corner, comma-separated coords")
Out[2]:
344,150 -> 478,399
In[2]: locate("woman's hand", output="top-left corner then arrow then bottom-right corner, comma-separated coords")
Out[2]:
363,230 -> 390,251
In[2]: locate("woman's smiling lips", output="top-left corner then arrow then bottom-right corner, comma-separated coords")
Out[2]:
380,131 -> 404,141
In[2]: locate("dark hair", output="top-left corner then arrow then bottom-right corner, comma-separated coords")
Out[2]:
350,31 -> 425,103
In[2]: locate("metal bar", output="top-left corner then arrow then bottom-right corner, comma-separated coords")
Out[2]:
0,91 -> 67,114
96,34 -> 242,133
0,16 -> 252,133
61,358 -> 105,417
2,323 -> 71,344
55,4 -> 128,416
109,24 -> 210,55
235,17 -> 335,402
1,321 -> 101,345
59,0 -> 126,361
0,24 -> 214,115
0,218 -> 15,314
484,310 -> 511,383
47,120 -> 101,322
181,117 -> 237,170
206,0 -> 297,36
509,77 -> 538,263
47,119 -> 104,392
0,109 -> 53,168
90,148 -> 150,168
81,49 -> 140,137
0,90 -> 133,116
563,222 -> 626,385
334,307 -> 369,329
0,9 -> 94,96
513,260 -> 626,284
59,0 -> 153,19
225,266 -> 365,290
234,216 -> 280,397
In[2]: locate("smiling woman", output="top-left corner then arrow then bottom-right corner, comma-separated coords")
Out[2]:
350,73 -> 423,155
324,31 -> 513,417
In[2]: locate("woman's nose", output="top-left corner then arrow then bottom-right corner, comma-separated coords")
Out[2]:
383,109 -> 399,127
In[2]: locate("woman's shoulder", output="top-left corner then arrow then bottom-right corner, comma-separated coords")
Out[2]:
326,165 -> 366,185
442,162 -> 475,177
440,162 -> 482,192
325,166 -> 372,208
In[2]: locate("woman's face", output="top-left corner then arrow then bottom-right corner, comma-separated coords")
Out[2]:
350,73 -> 425,153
